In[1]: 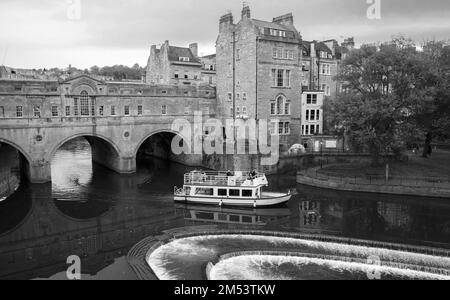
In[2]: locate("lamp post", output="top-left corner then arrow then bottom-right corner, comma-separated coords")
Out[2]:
320,140 -> 324,169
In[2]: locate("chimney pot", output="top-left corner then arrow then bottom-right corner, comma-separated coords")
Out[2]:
241,5 -> 251,19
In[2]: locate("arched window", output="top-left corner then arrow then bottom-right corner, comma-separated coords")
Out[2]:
271,95 -> 290,116
80,91 -> 90,116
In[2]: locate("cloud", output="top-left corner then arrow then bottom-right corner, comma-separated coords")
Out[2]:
0,0 -> 449,68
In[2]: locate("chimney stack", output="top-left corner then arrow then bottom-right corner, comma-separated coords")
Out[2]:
189,43 -> 198,57
219,12 -> 234,32
241,5 -> 251,19
273,13 -> 294,26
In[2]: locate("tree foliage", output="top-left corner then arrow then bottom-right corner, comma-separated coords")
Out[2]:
326,36 -> 450,163
89,63 -> 144,81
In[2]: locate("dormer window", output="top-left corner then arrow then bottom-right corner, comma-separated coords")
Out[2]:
179,57 -> 190,62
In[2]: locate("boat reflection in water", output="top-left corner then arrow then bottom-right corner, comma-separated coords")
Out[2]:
175,203 -> 291,227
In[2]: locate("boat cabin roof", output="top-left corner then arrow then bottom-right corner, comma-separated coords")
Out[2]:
184,171 -> 266,188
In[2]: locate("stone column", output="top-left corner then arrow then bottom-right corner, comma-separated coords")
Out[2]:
25,161 -> 52,184
114,156 -> 136,174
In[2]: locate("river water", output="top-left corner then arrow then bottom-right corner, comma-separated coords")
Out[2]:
0,138 -> 449,280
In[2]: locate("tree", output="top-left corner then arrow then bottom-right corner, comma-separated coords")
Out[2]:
327,37 -> 434,164
412,41 -> 450,156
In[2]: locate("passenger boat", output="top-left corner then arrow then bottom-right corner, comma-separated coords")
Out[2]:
174,171 -> 291,207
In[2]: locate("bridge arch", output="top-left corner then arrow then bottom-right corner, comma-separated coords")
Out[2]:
134,129 -> 199,166
45,133 -> 135,182
134,129 -> 188,158
0,138 -> 33,166
48,133 -> 122,162
0,137 -> 36,185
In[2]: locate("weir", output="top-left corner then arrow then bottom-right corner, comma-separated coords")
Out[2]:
145,230 -> 450,280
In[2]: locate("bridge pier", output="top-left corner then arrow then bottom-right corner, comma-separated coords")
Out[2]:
106,156 -> 136,174
25,161 -> 52,184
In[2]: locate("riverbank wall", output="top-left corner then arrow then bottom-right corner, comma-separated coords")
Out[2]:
297,166 -> 450,198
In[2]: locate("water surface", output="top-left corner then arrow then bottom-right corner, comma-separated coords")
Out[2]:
0,138 -> 449,279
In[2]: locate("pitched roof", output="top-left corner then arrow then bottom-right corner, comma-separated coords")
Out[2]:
60,74 -> 105,84
251,19 -> 301,41
315,42 -> 333,54
167,46 -> 200,63
251,19 -> 291,31
201,54 -> 216,59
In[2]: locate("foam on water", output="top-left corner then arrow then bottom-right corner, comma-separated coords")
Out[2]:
147,234 -> 450,280
209,255 -> 450,280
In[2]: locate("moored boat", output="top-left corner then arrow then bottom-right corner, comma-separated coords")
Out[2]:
174,170 -> 291,207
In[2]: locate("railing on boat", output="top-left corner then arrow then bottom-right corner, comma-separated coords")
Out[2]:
184,171 -> 264,187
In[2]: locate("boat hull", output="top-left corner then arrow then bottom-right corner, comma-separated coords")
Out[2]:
174,192 -> 291,207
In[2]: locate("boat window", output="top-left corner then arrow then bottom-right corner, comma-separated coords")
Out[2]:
242,216 -> 253,223
218,214 -> 227,221
242,190 -> 253,197
195,212 -> 214,220
195,188 -> 214,196
229,189 -> 240,197
229,215 -> 240,222
218,189 -> 227,196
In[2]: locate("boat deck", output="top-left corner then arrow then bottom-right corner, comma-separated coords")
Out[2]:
184,171 -> 265,187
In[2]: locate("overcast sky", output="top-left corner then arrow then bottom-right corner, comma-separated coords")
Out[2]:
1,0 -> 449,69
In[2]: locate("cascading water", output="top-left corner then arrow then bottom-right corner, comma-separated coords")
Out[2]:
209,254 -> 449,280
147,234 -> 450,280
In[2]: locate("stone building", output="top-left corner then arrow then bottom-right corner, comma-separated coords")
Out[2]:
216,5 -> 303,148
145,41 -> 216,87
299,38 -> 354,149
301,37 -> 354,99
200,54 -> 217,86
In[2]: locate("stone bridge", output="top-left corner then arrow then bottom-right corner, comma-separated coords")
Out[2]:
0,75 -> 216,183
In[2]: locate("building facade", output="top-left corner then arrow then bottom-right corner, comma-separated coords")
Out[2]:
216,6 -> 303,148
146,41 -> 216,87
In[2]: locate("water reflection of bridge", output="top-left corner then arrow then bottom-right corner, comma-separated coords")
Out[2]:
0,184 -> 181,280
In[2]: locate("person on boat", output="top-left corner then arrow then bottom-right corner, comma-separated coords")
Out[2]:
250,169 -> 257,179
226,170 -> 233,177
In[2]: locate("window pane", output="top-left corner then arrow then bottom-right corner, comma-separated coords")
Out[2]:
52,106 -> 58,117
271,102 -> 276,115
242,190 -> 253,197
218,189 -> 227,196
229,189 -> 240,197
277,70 -> 284,87
277,97 -> 284,115
195,188 -> 214,196
285,102 -> 290,115
284,122 -> 290,134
